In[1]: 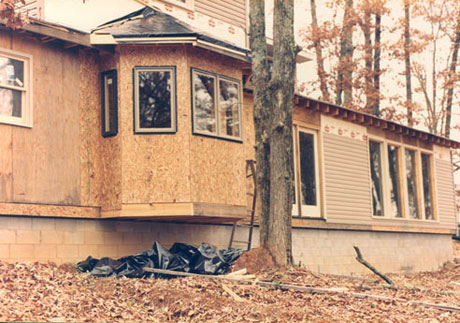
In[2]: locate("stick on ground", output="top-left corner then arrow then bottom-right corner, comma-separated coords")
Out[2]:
353,245 -> 395,287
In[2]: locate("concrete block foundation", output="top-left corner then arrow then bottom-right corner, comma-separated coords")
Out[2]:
0,215 -> 453,275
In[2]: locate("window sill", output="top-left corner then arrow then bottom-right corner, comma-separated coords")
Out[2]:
192,131 -> 243,143
371,215 -> 439,223
0,118 -> 32,128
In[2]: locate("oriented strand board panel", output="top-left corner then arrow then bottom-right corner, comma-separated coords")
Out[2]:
79,49 -> 103,208
0,125 -> 13,201
7,33 -> 81,205
0,202 -> 99,218
118,45 -> 191,204
97,53 -> 122,211
187,47 -> 246,206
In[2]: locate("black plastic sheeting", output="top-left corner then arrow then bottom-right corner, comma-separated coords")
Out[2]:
77,242 -> 244,278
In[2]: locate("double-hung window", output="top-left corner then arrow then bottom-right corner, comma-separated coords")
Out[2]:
101,69 -> 118,137
191,68 -> 242,141
0,48 -> 32,127
368,138 -> 435,220
292,126 -> 321,217
133,66 -> 177,134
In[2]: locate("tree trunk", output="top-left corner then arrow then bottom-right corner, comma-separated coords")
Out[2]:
445,13 -> 460,138
362,0 -> 373,112
267,0 -> 296,266
371,13 -> 381,116
250,0 -> 295,266
249,0 -> 271,245
404,1 -> 413,126
340,0 -> 354,105
310,0 -> 330,102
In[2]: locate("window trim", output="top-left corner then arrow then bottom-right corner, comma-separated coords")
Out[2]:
0,47 -> 33,128
292,125 -> 322,218
368,135 -> 438,222
191,67 -> 243,142
101,69 -> 118,138
133,65 -> 177,134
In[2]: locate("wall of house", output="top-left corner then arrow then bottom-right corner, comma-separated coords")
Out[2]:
0,215 -> 452,276
0,31 -> 82,206
115,45 -> 248,208
195,0 -> 246,28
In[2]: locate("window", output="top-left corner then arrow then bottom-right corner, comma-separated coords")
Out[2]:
101,70 -> 118,137
387,144 -> 403,218
368,138 -> 436,221
369,141 -> 384,216
421,153 -> 434,220
164,0 -> 194,10
405,149 -> 420,219
133,66 -> 176,134
293,127 -> 321,217
0,48 -> 32,127
192,69 -> 242,141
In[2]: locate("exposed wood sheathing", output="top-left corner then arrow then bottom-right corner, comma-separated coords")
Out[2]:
119,45 -> 191,204
187,47 -> 246,207
0,32 -> 81,205
0,202 -> 99,218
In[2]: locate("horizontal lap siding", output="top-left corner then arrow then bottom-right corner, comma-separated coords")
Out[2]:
195,0 -> 246,27
323,133 -> 373,224
435,159 -> 456,228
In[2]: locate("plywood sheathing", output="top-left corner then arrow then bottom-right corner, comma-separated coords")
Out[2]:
0,202 -> 99,218
97,52 -> 122,212
79,49 -> 103,208
0,31 -> 81,205
118,45 -> 191,204
0,125 -> 13,201
187,46 -> 246,207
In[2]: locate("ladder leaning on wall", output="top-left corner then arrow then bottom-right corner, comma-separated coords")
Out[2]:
228,159 -> 257,251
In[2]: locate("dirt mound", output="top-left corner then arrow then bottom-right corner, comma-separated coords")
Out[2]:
232,247 -> 276,274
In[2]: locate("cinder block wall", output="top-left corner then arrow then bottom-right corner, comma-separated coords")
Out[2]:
0,216 -> 453,276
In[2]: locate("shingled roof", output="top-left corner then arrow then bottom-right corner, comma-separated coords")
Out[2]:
93,7 -> 249,58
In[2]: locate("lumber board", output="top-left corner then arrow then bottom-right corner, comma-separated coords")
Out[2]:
0,202 -> 99,218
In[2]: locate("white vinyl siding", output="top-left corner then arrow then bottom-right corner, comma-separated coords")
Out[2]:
195,0 -> 246,28
435,158 -> 457,228
323,133 -> 373,223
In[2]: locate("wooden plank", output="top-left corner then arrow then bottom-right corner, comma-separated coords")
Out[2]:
193,202 -> 246,218
0,202 -> 99,218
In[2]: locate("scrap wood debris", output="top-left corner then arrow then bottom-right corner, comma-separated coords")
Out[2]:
2,252 -> 460,322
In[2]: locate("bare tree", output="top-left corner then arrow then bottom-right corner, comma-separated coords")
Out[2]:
250,0 -> 296,266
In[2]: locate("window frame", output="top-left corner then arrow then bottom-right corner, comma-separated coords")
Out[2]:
101,69 -> 118,138
133,65 -> 177,134
292,125 -> 322,218
368,136 -> 438,222
0,47 -> 32,128
191,68 -> 243,142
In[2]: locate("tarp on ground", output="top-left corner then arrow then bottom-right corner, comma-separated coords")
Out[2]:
77,242 -> 244,278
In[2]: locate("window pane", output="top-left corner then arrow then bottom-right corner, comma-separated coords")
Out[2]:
387,145 -> 402,217
218,79 -> 240,137
299,131 -> 316,206
405,150 -> 420,218
0,88 -> 21,117
138,70 -> 172,129
0,56 -> 24,87
194,73 -> 216,133
369,141 -> 384,216
421,153 -> 433,220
